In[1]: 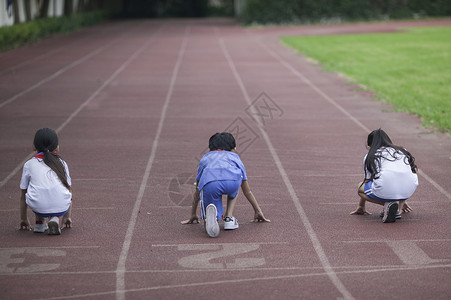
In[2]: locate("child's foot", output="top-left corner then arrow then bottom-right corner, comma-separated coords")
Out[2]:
224,216 -> 239,230
382,202 -> 398,223
379,210 -> 401,219
48,216 -> 61,235
33,221 -> 48,233
205,204 -> 220,238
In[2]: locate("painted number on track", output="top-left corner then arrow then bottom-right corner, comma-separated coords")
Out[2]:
0,248 -> 66,273
177,244 -> 265,269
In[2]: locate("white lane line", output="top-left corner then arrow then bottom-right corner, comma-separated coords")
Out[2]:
217,36 -> 355,300
0,246 -> 99,249
115,27 -> 190,300
256,38 -> 451,202
157,203 -> 276,209
0,22 -> 143,108
0,22 -> 130,77
35,263 -> 451,299
343,239 -> 451,243
0,207 -> 114,212
72,178 -> 130,181
152,242 -> 288,247
1,41 -> 110,109
0,26 -> 162,191
4,262 -> 450,278
417,168 -> 451,200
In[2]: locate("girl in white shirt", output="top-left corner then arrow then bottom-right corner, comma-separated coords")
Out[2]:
350,129 -> 418,223
19,128 -> 72,234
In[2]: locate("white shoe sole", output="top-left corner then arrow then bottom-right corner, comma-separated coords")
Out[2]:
48,220 -> 61,235
205,204 -> 220,237
382,202 -> 398,223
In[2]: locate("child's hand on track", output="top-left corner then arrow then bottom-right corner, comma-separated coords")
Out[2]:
62,217 -> 72,229
181,216 -> 199,224
350,207 -> 372,215
252,211 -> 270,223
400,202 -> 413,213
19,220 -> 31,231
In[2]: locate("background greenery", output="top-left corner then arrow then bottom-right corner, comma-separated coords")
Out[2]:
282,26 -> 451,132
0,10 -> 110,52
241,0 -> 451,24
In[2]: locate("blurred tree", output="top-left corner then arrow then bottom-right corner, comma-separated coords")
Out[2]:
64,0 -> 73,16
24,0 -> 32,21
39,0 -> 50,18
12,0 -> 20,24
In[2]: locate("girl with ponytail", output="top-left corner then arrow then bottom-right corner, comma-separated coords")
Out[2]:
350,129 -> 418,223
19,128 -> 72,235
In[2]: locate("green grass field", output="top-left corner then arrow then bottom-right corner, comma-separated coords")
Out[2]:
282,26 -> 451,133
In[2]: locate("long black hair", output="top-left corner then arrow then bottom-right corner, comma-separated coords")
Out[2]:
364,129 -> 417,181
209,132 -> 236,151
33,128 -> 71,190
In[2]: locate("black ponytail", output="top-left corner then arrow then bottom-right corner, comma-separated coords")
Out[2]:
364,129 -> 417,182
33,128 -> 71,191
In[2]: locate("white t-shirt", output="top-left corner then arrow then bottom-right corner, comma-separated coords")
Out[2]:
364,147 -> 418,199
20,157 -> 72,214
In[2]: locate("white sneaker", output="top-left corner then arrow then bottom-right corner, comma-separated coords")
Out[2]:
48,216 -> 61,235
205,204 -> 220,238
224,216 -> 239,230
33,222 -> 48,233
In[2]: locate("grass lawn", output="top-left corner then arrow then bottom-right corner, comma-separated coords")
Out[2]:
281,26 -> 451,133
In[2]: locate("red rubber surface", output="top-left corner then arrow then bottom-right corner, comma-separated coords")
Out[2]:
1,18 -> 451,299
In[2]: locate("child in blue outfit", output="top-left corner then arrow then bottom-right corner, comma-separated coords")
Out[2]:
182,132 -> 270,237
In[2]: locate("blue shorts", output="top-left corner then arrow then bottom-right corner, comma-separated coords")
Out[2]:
364,181 -> 406,202
33,210 -> 68,218
200,180 -> 242,221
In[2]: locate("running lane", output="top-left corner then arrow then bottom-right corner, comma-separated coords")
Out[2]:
0,19 -> 450,300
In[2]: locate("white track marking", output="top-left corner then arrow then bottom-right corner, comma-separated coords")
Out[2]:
0,246 -> 99,250
0,27 -> 162,191
0,22 -> 130,77
115,27 -> 189,300
343,239 -> 451,243
417,169 -> 451,200
35,263 -> 451,299
0,22 -> 143,108
256,38 -> 451,201
3,262 -> 450,277
0,207 -> 113,212
1,42 -> 110,109
152,242 -> 288,247
217,36 -> 355,300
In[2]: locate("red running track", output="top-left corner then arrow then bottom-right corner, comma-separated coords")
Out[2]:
1,18 -> 451,300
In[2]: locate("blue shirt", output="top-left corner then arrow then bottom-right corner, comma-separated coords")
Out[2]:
196,151 -> 247,191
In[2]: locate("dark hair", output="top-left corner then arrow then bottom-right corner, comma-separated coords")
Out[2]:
209,132 -> 236,151
33,128 -> 70,190
364,129 -> 417,181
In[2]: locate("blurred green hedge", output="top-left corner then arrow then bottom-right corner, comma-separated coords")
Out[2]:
241,0 -> 451,25
0,10 -> 110,52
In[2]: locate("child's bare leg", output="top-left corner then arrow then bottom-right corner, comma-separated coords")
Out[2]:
351,182 -> 384,215
224,195 -> 238,218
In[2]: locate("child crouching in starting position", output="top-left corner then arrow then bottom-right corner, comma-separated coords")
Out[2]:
182,132 -> 270,237
350,129 -> 418,223
19,128 -> 73,235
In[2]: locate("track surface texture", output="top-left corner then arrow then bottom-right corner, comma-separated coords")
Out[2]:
1,18 -> 451,300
